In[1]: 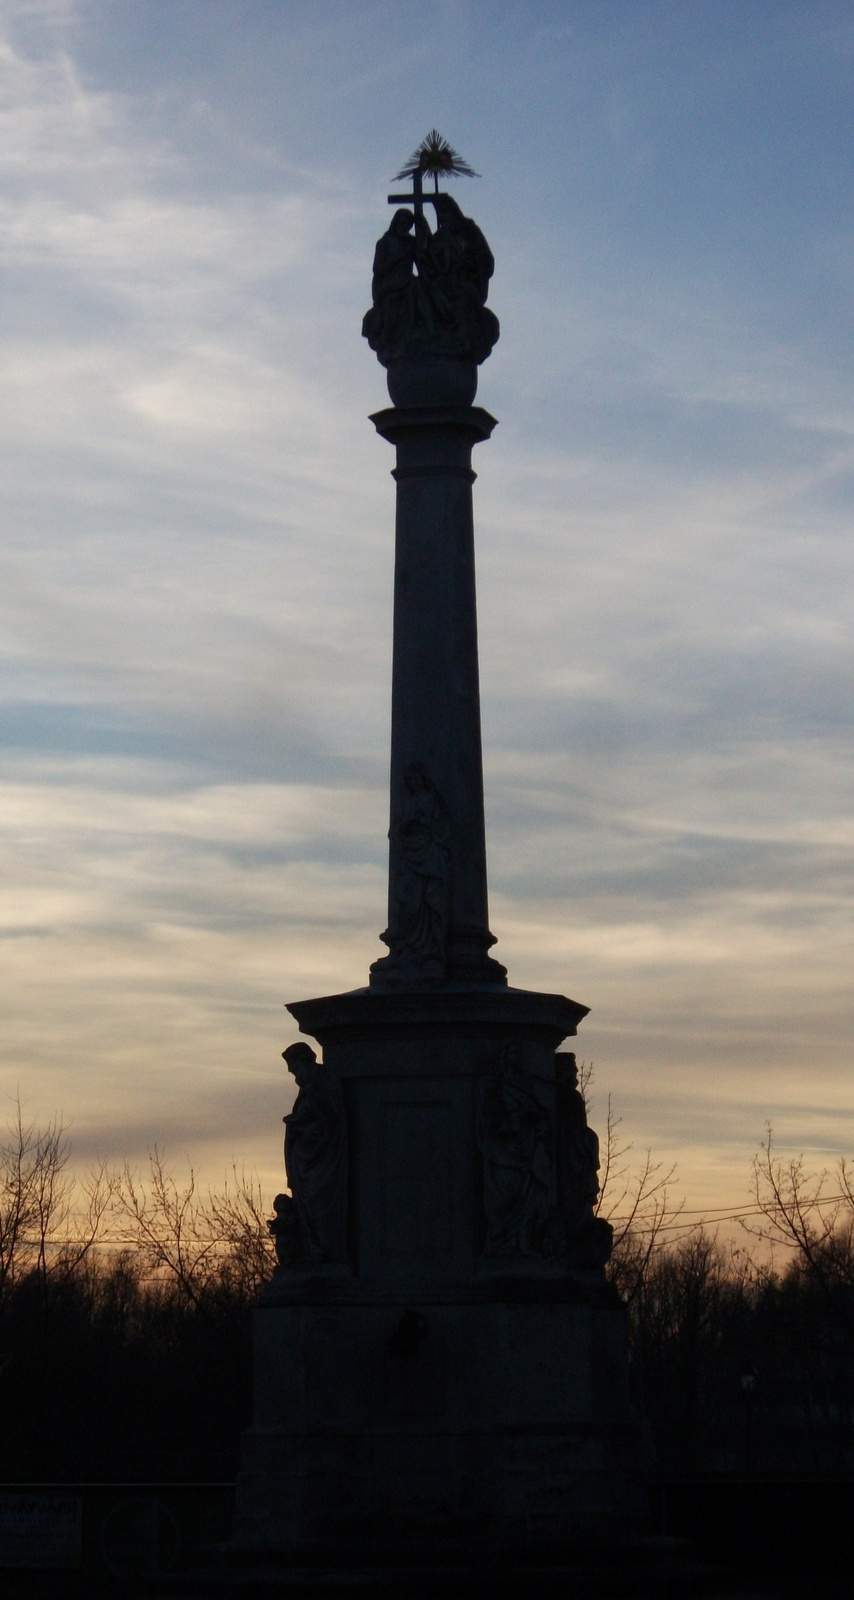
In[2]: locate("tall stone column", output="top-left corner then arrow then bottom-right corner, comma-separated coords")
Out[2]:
233,149 -> 647,1566
370,402 -> 506,989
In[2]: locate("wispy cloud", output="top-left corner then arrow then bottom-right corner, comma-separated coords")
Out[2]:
1,3 -> 853,1213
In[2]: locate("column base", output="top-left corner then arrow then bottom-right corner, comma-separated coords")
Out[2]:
369,924 -> 508,991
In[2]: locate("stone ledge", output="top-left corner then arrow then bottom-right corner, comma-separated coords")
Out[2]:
370,404 -> 498,445
259,1272 -> 620,1310
287,984 -> 589,1047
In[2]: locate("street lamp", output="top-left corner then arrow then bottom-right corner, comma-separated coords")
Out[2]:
740,1365 -> 757,1472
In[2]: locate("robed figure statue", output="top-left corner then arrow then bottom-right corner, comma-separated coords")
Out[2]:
362,194 -> 499,368
270,1042 -> 348,1267
554,1052 -> 613,1267
476,1043 -> 552,1261
374,762 -> 452,981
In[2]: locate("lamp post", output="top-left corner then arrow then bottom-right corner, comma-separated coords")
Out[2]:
740,1364 -> 757,1474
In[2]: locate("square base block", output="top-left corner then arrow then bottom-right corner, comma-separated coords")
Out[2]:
233,1295 -> 647,1553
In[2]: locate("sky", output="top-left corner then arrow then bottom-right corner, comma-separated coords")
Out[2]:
2,0 -> 854,1218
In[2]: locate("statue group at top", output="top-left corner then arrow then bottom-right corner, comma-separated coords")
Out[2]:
362,131 -> 499,370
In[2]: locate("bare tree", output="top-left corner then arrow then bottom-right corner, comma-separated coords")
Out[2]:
748,1128 -> 854,1467
580,1064 -> 682,1302
206,1166 -> 277,1298
750,1126 -> 854,1292
0,1099 -> 110,1295
110,1149 -> 275,1306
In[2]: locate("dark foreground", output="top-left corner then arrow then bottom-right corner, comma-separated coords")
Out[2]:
0,1478 -> 852,1600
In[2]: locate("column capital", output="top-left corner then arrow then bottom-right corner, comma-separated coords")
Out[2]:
370,405 -> 497,447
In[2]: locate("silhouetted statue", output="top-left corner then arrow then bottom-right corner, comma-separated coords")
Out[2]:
362,198 -> 499,367
268,1191 -> 301,1266
280,1042 -> 348,1265
476,1043 -> 551,1260
554,1052 -> 613,1267
363,208 -> 418,357
421,194 -> 495,333
377,762 -> 451,980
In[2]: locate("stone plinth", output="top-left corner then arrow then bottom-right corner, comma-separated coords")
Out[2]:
233,988 -> 647,1555
236,1296 -> 641,1555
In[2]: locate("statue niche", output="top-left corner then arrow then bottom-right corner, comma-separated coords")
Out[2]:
476,1043 -> 551,1262
372,762 -> 451,984
362,194 -> 499,370
269,1042 -> 348,1268
473,1046 -> 613,1272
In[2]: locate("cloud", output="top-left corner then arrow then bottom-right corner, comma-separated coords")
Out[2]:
0,3 -> 853,1217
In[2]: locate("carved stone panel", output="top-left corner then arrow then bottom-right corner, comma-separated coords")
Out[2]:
476,1044 -> 552,1264
380,1100 -> 453,1267
354,1078 -> 472,1281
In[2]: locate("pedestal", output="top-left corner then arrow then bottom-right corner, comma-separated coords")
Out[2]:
233,988 -> 647,1557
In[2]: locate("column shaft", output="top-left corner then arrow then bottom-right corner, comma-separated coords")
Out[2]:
369,405 -> 505,989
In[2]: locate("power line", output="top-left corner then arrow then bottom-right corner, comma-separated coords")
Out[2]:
9,1188 -> 854,1252
608,1189 -> 854,1237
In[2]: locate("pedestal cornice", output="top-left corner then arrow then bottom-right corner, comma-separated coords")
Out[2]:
287,984 -> 589,1051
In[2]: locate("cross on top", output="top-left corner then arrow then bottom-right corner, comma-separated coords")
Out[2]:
388,165 -> 441,218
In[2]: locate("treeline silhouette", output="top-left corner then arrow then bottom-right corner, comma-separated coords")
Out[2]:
2,1102 -> 854,1481
611,1127 -> 854,1475
0,1105 -> 272,1482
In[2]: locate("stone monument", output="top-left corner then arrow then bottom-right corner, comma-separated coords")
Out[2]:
234,133 -> 646,1562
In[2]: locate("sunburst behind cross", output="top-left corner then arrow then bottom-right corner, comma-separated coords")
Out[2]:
393,130 -> 479,185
